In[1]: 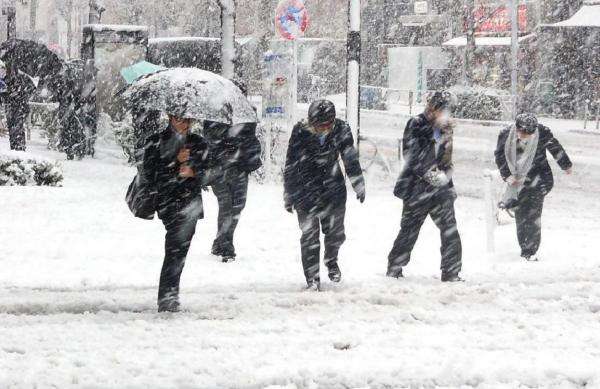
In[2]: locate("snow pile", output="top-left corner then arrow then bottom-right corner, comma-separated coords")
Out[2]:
0,150 -> 63,186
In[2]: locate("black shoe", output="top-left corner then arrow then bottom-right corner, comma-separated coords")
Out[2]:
327,262 -> 342,283
305,278 -> 321,291
221,255 -> 236,263
211,240 -> 224,256
522,254 -> 539,262
441,273 -> 464,282
386,268 -> 404,279
157,297 -> 180,313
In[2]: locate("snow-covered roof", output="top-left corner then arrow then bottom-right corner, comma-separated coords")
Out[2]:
551,1 -> 600,27
149,37 -> 254,45
84,24 -> 148,32
442,34 -> 535,47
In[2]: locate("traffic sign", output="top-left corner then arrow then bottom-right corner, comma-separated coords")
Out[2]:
275,0 -> 309,40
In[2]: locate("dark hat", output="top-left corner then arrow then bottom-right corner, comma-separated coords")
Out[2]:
426,90 -> 454,110
515,113 -> 538,134
308,99 -> 336,125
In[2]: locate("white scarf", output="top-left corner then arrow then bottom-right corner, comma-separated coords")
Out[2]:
502,124 -> 539,202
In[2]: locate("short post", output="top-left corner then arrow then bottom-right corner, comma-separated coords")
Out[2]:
596,100 -> 600,130
483,169 -> 496,253
408,90 -> 413,115
584,99 -> 589,129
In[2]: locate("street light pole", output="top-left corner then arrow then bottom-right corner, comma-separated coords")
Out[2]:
347,0 -> 361,155
510,0 -> 518,119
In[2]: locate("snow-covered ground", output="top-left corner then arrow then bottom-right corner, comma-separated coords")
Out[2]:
1,120 -> 600,388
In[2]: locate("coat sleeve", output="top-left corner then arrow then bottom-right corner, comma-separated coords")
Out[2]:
401,118 -> 430,178
283,125 -> 301,206
494,129 -> 512,180
141,135 -> 159,187
339,123 -> 365,194
239,123 -> 262,173
542,127 -> 573,171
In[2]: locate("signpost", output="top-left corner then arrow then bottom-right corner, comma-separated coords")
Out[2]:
261,0 -> 308,180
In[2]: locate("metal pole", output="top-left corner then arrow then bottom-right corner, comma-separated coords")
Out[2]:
347,0 -> 361,154
219,0 -> 236,79
4,6 -> 17,39
291,38 -> 298,124
510,0 -> 518,119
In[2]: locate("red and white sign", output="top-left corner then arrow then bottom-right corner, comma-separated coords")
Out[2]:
275,0 -> 309,41
474,5 -> 528,33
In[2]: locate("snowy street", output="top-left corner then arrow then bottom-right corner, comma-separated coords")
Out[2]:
1,121 -> 600,388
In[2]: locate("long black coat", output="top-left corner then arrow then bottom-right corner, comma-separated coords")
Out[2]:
394,113 -> 454,201
203,121 -> 262,177
494,125 -> 572,195
142,127 -> 211,220
284,118 -> 364,211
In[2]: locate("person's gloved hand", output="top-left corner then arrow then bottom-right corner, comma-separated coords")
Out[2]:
356,190 -> 365,203
285,203 -> 294,213
424,169 -> 450,187
506,175 -> 521,187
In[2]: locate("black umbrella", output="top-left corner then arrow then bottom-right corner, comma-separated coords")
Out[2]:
0,39 -> 63,82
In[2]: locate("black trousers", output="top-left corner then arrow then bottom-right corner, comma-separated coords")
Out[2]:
7,103 -> 29,151
158,201 -> 201,303
388,190 -> 462,276
211,172 -> 249,255
515,188 -> 545,257
296,204 -> 346,283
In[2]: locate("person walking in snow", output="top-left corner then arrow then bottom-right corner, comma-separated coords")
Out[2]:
387,91 -> 463,282
494,113 -> 573,262
203,119 -> 262,263
142,107 -> 212,312
284,99 -> 366,290
203,80 -> 262,263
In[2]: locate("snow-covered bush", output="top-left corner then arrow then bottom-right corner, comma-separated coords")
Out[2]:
0,151 -> 63,187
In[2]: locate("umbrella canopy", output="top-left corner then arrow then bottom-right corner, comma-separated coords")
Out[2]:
123,67 -> 257,125
120,61 -> 165,84
0,39 -> 63,82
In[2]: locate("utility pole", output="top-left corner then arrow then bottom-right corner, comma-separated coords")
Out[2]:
463,0 -> 475,85
29,0 -> 38,40
510,0 -> 519,118
3,4 -> 17,39
218,0 -> 236,79
347,0 -> 361,154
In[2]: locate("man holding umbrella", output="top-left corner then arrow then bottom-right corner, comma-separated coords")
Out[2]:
142,105 -> 211,312
125,68 -> 258,311
0,39 -> 63,151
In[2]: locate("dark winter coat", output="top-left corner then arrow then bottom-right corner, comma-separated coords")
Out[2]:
495,125 -> 572,195
284,118 -> 364,212
394,113 -> 455,201
203,121 -> 262,178
5,72 -> 35,112
142,127 -> 211,220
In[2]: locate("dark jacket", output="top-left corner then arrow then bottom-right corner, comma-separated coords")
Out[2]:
284,118 -> 364,211
142,127 -> 210,220
394,113 -> 454,201
204,121 -> 262,178
495,124 -> 572,195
